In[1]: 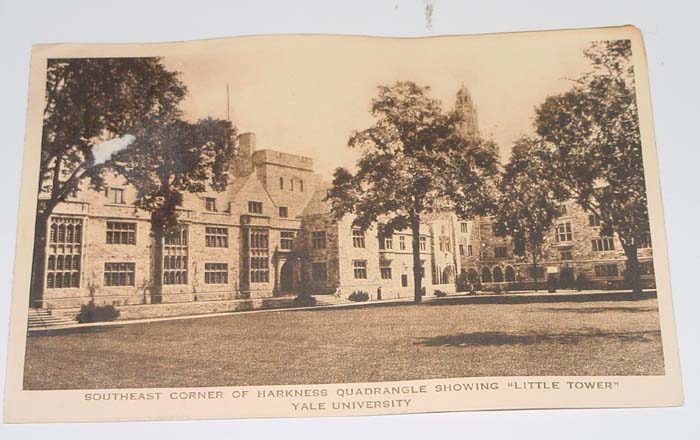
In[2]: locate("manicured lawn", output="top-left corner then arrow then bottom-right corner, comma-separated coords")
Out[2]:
23,298 -> 665,390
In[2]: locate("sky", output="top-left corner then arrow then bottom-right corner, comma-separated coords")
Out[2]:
161,35 -> 594,179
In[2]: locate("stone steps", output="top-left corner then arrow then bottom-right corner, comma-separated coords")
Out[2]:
27,308 -> 77,329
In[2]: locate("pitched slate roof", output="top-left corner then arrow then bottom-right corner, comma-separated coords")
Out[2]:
300,182 -> 332,217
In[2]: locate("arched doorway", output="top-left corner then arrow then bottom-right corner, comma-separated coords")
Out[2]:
481,267 -> 492,283
279,260 -> 295,292
505,266 -> 516,282
443,265 -> 456,285
493,266 -> 504,282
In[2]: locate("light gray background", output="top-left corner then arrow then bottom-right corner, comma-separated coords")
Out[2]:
0,0 -> 697,438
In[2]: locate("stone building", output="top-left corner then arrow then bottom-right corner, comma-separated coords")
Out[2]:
36,132 -> 321,308
462,202 -> 656,292
33,85 -> 655,310
35,124 -> 457,309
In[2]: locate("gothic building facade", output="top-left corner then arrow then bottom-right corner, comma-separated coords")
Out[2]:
33,86 -> 655,310
458,206 -> 655,292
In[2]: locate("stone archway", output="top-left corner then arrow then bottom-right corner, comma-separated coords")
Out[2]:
443,265 -> 456,285
481,267 -> 492,283
505,265 -> 516,282
279,259 -> 295,293
493,266 -> 504,283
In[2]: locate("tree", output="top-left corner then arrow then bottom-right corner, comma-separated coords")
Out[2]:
534,40 -> 649,294
110,117 -> 237,302
31,58 -> 187,305
327,82 -> 500,303
495,137 -> 565,290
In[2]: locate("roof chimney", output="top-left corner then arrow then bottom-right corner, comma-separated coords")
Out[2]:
238,132 -> 256,158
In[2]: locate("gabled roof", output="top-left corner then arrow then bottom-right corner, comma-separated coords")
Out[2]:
300,182 -> 332,217
227,172 -> 256,197
225,171 -> 278,215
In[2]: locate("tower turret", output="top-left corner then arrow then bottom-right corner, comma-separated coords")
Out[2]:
455,84 -> 480,138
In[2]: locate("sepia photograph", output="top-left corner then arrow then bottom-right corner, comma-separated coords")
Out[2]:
3,24 -> 683,422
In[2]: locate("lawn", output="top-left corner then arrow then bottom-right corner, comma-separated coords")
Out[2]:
23,298 -> 665,390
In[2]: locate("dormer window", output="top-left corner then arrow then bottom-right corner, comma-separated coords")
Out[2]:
106,187 -> 125,204
248,201 -> 263,214
279,206 -> 288,218
205,197 -> 217,212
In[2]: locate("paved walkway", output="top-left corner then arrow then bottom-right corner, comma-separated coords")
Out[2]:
26,288 -> 656,333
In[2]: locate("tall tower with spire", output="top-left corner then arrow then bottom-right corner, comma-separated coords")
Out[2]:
454,84 -> 480,138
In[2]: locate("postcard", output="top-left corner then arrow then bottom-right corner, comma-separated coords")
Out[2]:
4,25 -> 683,422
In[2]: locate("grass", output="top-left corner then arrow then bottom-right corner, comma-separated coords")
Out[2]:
23,298 -> 665,390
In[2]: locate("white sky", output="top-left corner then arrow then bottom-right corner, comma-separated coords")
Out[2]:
162,35 -> 593,179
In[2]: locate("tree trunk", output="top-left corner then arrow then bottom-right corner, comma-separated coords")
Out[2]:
151,218 -> 165,304
411,217 -> 422,303
29,211 -> 50,308
623,243 -> 642,296
531,255 -> 539,293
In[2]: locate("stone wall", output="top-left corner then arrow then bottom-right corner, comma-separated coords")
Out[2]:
299,213 -> 340,295
53,296 -> 299,322
426,214 -> 461,291
375,227 -> 433,299
41,174 -> 153,308
252,149 -> 318,220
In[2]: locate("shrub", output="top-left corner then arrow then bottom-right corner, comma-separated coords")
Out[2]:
433,289 -> 448,297
76,302 -> 120,323
510,282 -> 525,292
575,273 -> 590,291
559,267 -> 575,289
348,290 -> 370,302
236,300 -> 254,312
292,295 -> 317,307
456,273 -> 469,292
